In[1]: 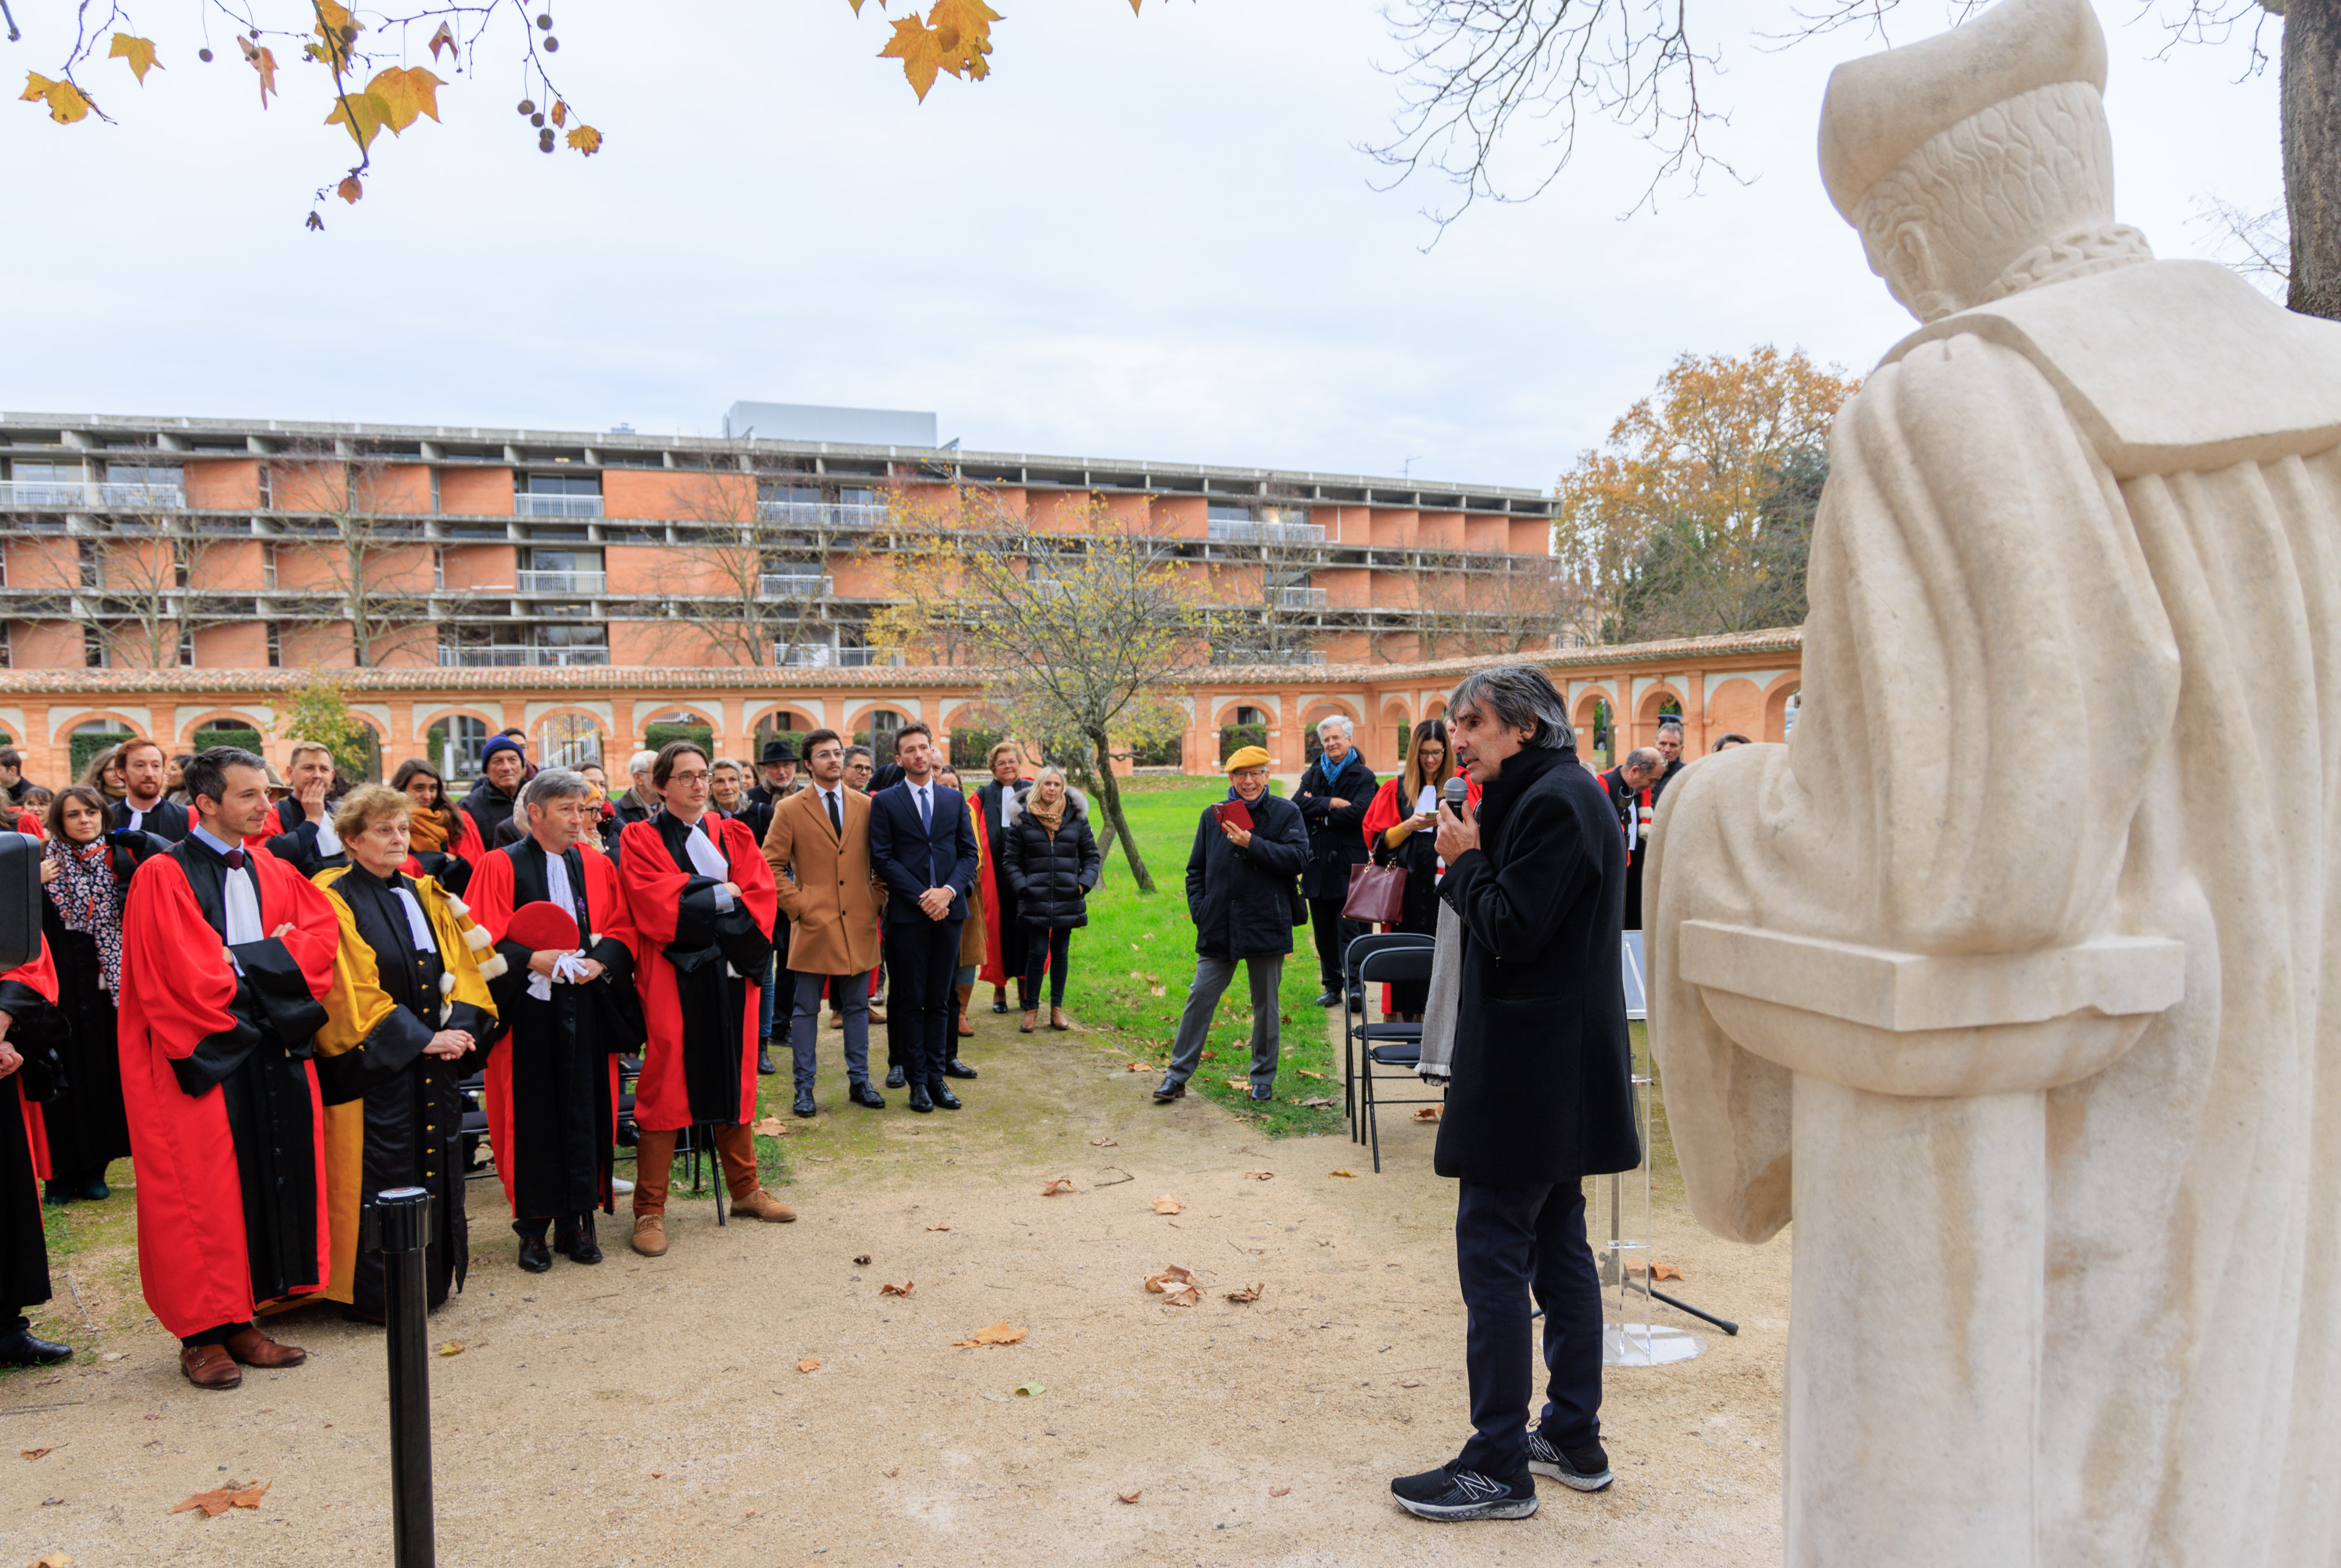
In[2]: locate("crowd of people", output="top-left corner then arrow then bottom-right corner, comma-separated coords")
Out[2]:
1,668 -> 1663,1528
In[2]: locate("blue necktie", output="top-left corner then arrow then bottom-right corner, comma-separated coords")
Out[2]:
918,786 -> 931,833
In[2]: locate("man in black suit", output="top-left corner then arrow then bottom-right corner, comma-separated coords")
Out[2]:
109,739 -> 188,843
867,721 -> 978,1114
263,741 -> 349,878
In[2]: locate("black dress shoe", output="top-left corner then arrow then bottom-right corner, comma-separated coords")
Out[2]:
1314,989 -> 1342,1007
794,1088 -> 819,1117
757,1043 -> 778,1077
517,1235 -> 552,1273
942,1057 -> 979,1079
885,1065 -> 908,1089
990,994 -> 1008,1014
41,1181 -> 66,1206
561,1216 -> 603,1266
74,1173 -> 109,1201
0,1326 -> 71,1366
850,1081 -> 886,1109
906,1085 -> 935,1113
928,1081 -> 963,1110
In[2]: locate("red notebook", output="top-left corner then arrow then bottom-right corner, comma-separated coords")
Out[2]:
1212,799 -> 1254,833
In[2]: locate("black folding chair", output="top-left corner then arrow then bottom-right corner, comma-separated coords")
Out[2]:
457,1066 -> 493,1182
1340,931 -> 1433,1133
1354,943 -> 1441,1172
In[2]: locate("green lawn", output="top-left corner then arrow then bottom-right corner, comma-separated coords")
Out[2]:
1059,775 -> 1347,1137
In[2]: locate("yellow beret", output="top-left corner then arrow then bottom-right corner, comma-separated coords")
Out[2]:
1224,746 -> 1272,773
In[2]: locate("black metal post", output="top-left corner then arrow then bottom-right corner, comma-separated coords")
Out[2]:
375,1185 -> 436,1568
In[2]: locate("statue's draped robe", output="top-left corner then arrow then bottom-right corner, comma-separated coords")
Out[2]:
1650,260 -> 2341,1566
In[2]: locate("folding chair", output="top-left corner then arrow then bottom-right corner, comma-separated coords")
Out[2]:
457,1065 -> 493,1183
1340,931 -> 1433,1133
1354,943 -> 1441,1171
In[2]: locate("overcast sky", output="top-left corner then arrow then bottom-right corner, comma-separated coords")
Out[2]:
0,0 -> 2285,491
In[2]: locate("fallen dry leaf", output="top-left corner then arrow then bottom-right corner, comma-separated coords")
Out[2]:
1117,1488 -> 1142,1504
437,1341 -> 464,1357
1626,1261 -> 1687,1281
1224,1283 -> 1263,1303
171,1479 -> 269,1517
1089,1137 -> 1117,1147
1297,1095 -> 1335,1109
1329,1169 -> 1357,1178
1412,1107 -> 1440,1122
1144,1264 -> 1196,1294
797,1358 -> 822,1373
926,1223 -> 952,1232
29,1552 -> 73,1567
952,1321 -> 1027,1348
1400,1378 -> 1424,1388
1012,1382 -> 1046,1397
1270,1485 -> 1292,1496
1039,1177 -> 1075,1196
751,1116 -> 790,1137
1150,1195 -> 1182,1215
1123,1061 -> 1148,1073
1223,1078 -> 1250,1092
879,1281 -> 914,1297
1243,1170 -> 1274,1181
1296,1068 -> 1327,1081
853,1254 -> 873,1266
1160,1283 -> 1200,1306
21,1447 -> 53,1459
100,1352 -> 125,1362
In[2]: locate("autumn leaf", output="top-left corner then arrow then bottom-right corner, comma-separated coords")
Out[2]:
1412,1107 -> 1440,1122
20,1446 -> 52,1459
929,0 -> 1002,82
428,20 -> 457,60
1012,1381 -> 1046,1397
879,1280 -> 914,1296
29,1553 -> 73,1567
1296,1069 -> 1327,1081
368,66 -> 445,133
1143,1264 -> 1194,1293
797,1357 -> 822,1372
878,13 -> 949,101
853,1254 -> 873,1266
925,1222 -> 950,1232
1160,1282 -> 1200,1306
171,1479 -> 269,1517
20,74 -> 95,125
1297,1095 -> 1334,1109
1224,1282 -> 1263,1303
1329,1169 -> 1356,1178
1269,1484 -> 1291,1495
237,39 -> 278,108
952,1320 -> 1026,1347
551,100 -> 568,128
1223,1079 -> 1250,1092
752,1116 -> 790,1137
1117,1488 -> 1142,1504
1149,1195 -> 1181,1215
438,1340 -> 464,1356
1628,1261 -> 1686,1281
336,174 -> 363,204
1089,1137 -> 1117,1147
1243,1170 -> 1274,1181
109,35 -> 163,85
310,1 -> 365,74
323,89 -> 393,152
1039,1177 -> 1075,1196
1123,1061 -> 1148,1073
567,125 -> 603,156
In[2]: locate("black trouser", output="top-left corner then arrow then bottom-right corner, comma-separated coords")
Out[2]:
883,917 -> 964,1087
1022,927 -> 1073,1007
183,1320 -> 253,1349
1453,1180 -> 1604,1482
1307,893 -> 1361,989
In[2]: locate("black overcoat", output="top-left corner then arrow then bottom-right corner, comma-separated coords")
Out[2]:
1183,792 -> 1309,961
1291,751 -> 1377,899
1002,791 -> 1102,930
1434,744 -> 1640,1185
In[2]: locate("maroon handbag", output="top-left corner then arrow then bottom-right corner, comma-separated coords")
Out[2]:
1342,859 -> 1408,925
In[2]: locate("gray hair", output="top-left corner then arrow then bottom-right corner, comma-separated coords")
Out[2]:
627,748 -> 658,778
523,767 -> 591,812
710,757 -> 745,775
1447,665 -> 1574,752
1655,716 -> 1685,736
1314,714 -> 1354,740
843,745 -> 874,766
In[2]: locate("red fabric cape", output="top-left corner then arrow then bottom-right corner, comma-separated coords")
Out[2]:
117,845 -> 338,1337
466,841 -> 637,1216
617,816 -> 779,1132
977,810 -> 1008,988
5,934 -> 58,1181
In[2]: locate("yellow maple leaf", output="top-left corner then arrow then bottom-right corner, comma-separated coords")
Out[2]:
109,33 -> 162,85
366,66 -> 444,133
550,100 -> 567,128
324,88 -> 393,152
929,0 -> 1001,81
20,73 -> 94,124
567,124 -> 603,156
238,37 -> 279,108
337,173 -> 363,204
312,1 -> 365,74
879,13 -> 949,102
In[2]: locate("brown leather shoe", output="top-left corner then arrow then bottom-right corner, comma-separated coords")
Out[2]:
631,1214 -> 668,1257
731,1187 -> 798,1223
1050,1006 -> 1072,1031
223,1326 -> 307,1368
181,1343 -> 242,1390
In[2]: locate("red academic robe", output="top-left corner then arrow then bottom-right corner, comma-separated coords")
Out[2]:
465,841 -> 638,1217
4,938 -> 59,1182
618,814 -> 778,1131
117,845 -> 338,1338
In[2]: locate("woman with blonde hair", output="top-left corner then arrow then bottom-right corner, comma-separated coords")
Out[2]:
971,739 -> 1034,1014
1003,765 -> 1101,1033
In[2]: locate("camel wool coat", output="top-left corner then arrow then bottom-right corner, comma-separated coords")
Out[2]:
762,783 -> 887,975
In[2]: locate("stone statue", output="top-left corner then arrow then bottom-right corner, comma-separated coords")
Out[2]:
1645,0 -> 2341,1562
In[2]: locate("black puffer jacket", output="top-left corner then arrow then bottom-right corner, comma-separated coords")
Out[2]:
1183,790 -> 1310,960
1003,789 -> 1102,930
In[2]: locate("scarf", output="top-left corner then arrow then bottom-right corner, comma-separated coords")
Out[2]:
1029,787 -> 1067,835
407,805 -> 453,852
43,836 -> 123,994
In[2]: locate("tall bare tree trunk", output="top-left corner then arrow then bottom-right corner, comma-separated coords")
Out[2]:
1088,728 -> 1155,893
2288,0 -> 2341,319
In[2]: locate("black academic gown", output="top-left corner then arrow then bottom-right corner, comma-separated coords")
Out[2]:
111,796 -> 188,844
37,889 -> 131,1182
481,840 -> 642,1220
318,866 -> 492,1314
265,796 -> 349,881
0,978 -> 63,1317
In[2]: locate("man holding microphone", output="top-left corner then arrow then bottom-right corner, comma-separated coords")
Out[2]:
1390,665 -> 1640,1522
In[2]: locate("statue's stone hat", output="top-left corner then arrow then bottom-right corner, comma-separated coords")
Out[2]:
1817,0 -> 2107,218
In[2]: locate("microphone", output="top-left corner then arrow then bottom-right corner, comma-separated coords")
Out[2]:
1442,775 -> 1469,812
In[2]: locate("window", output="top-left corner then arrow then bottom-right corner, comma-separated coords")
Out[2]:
173,538 -> 192,589
178,627 -> 194,667
260,542 -> 277,589
432,546 -> 445,591
430,715 -> 491,778
83,624 -> 107,668
77,539 -> 101,589
517,473 -> 602,518
0,624 -> 11,669
256,463 -> 272,508
265,621 -> 282,668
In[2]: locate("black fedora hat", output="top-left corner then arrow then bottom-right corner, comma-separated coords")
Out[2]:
760,738 -> 799,764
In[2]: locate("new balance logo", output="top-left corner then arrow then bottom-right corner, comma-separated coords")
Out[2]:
1451,1471 -> 1504,1500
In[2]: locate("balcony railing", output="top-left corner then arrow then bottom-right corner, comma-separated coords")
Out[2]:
1276,586 -> 1329,609
438,645 -> 612,667
756,501 -> 891,530
838,645 -> 901,668
1208,519 -> 1324,545
1216,647 -> 1329,666
757,573 -> 833,598
515,493 -> 605,518
516,570 -> 607,594
0,480 -> 186,510
777,642 -> 834,666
